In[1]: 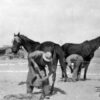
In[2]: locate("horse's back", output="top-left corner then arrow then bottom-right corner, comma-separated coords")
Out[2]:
39,41 -> 65,58
62,43 -> 83,57
36,41 -> 55,51
62,41 -> 94,61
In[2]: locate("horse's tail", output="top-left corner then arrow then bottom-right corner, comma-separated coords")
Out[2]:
54,44 -> 67,79
54,44 -> 66,63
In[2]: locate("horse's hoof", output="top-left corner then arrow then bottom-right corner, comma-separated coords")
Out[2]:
66,78 -> 78,82
60,77 -> 64,80
82,78 -> 87,81
64,78 -> 67,82
72,79 -> 77,82
66,78 -> 73,82
50,89 -> 54,95
45,96 -> 50,99
83,76 -> 87,80
50,91 -> 53,95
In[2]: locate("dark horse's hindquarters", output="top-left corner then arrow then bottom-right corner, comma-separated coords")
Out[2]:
12,33 -> 67,96
36,42 -> 67,79
62,36 -> 100,80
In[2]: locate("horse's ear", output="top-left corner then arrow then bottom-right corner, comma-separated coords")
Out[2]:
18,32 -> 20,36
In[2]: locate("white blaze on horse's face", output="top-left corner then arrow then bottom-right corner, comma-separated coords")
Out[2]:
14,36 -> 21,43
12,35 -> 21,53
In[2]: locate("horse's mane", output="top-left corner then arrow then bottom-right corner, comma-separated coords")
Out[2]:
19,34 -> 40,45
89,36 -> 100,43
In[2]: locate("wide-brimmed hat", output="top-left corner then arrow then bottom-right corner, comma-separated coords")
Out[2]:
42,52 -> 52,62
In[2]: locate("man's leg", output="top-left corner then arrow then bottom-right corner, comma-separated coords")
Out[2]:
77,62 -> 82,80
72,61 -> 80,81
26,70 -> 34,93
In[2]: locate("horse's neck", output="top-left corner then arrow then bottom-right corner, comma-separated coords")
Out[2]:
89,37 -> 100,52
22,43 -> 32,53
22,39 -> 40,53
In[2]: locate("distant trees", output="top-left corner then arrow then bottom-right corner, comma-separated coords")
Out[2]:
0,46 -> 28,60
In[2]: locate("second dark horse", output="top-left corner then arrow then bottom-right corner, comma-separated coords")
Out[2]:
62,36 -> 100,80
12,32 -> 67,95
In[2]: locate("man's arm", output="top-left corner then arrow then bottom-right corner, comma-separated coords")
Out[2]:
28,51 -> 44,58
30,58 -> 42,78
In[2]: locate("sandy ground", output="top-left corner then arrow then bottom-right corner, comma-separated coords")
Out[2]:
0,58 -> 100,100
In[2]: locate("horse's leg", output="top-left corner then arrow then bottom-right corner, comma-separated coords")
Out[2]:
39,65 -> 56,99
55,44 -> 68,81
48,59 -> 57,94
59,57 -> 68,82
40,82 -> 50,100
83,62 -> 90,80
39,72 -> 50,100
50,71 -> 56,94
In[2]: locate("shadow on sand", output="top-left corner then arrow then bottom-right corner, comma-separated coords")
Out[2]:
33,86 -> 66,96
2,87 -> 66,100
58,77 -> 100,83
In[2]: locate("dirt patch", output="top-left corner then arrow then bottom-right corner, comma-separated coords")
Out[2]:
0,58 -> 100,100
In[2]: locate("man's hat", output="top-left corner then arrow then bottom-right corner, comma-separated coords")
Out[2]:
43,52 -> 52,62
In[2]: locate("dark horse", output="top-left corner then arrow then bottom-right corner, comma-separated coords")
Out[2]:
12,32 -> 67,95
62,36 -> 100,80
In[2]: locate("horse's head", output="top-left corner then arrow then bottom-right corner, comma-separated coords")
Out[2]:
12,32 -> 22,53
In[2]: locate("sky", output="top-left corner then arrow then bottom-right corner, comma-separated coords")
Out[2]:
0,0 -> 100,47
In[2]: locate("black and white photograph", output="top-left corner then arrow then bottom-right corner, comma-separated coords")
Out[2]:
0,0 -> 100,100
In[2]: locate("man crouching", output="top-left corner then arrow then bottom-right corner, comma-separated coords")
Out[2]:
66,54 -> 84,82
27,51 -> 53,100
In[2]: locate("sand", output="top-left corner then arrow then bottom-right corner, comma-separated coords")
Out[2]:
0,57 -> 100,100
